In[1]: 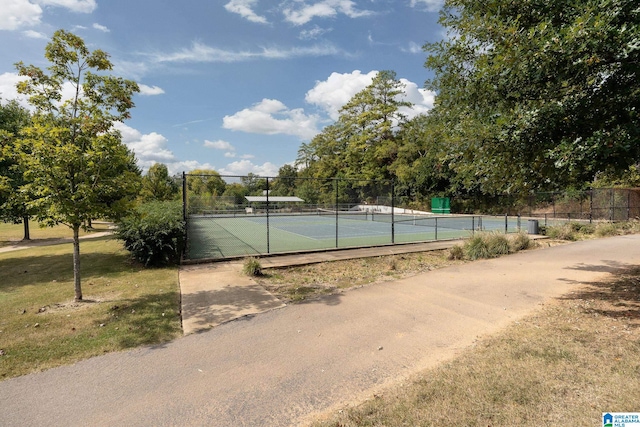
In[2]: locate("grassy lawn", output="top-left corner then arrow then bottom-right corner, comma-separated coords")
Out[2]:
0,237 -> 181,380
0,221 -> 110,246
312,268 -> 640,426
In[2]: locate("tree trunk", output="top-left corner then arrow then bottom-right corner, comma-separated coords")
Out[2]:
73,225 -> 82,301
22,216 -> 30,240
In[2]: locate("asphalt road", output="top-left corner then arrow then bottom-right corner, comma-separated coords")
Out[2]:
1,234 -> 638,426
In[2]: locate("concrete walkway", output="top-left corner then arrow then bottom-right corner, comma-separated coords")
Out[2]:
1,234 -> 638,426
179,240 -> 459,334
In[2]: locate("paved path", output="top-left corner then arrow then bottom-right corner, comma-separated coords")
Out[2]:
1,235 -> 639,426
179,240 -> 458,334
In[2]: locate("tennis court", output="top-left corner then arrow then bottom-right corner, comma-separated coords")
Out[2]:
185,211 -> 522,260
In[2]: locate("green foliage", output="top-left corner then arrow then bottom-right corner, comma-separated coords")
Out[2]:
140,163 -> 179,202
15,30 -> 141,300
242,257 -> 263,277
448,244 -> 465,260
297,71 -> 413,192
116,201 -> 185,266
463,232 -> 511,260
595,222 -> 619,237
187,169 -> 226,196
0,100 -> 33,233
545,224 -> 578,241
510,233 -> 532,252
423,0 -> 640,193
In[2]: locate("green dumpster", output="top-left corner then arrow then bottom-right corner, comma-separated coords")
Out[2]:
431,197 -> 451,214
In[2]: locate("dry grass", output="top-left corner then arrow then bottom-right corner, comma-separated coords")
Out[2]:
0,237 -> 182,380
0,221 -> 109,247
312,268 -> 640,426
256,251 -> 467,302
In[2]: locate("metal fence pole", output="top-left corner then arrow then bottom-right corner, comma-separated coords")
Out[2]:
335,179 -> 339,248
391,181 -> 395,244
505,214 -> 508,234
182,171 -> 188,260
435,217 -> 438,241
266,177 -> 270,254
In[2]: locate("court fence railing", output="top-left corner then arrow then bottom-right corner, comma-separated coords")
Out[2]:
182,174 -> 527,262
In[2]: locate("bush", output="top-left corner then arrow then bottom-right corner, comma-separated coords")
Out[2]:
485,232 -> 511,256
242,257 -> 262,276
448,244 -> 465,260
595,222 -> 618,237
463,235 -> 491,260
546,224 -> 578,241
510,232 -> 532,251
116,200 -> 185,266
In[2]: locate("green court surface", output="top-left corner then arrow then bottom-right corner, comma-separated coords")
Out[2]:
186,213 -> 521,260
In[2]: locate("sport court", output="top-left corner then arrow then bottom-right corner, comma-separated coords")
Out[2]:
186,211 -> 521,260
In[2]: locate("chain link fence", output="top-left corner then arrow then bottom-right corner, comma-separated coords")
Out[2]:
182,174 -> 640,261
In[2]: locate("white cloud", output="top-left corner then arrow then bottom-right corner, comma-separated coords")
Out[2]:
138,84 -> 165,96
1,0 -> 42,30
219,159 -> 279,177
37,0 -> 97,13
92,23 -> 109,32
223,98 -> 320,140
151,41 -> 343,63
1,0 -> 96,31
305,70 -> 435,121
204,139 -> 235,151
299,25 -> 332,40
402,41 -> 423,54
305,70 -> 377,120
0,73 -> 30,108
398,78 -> 436,119
283,0 -> 374,26
114,122 -> 223,175
114,122 -> 176,170
224,0 -> 268,24
409,0 -> 443,12
23,29 -> 48,39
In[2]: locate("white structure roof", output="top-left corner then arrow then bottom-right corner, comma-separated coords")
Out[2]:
245,196 -> 304,202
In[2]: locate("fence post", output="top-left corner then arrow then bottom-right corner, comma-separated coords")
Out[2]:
504,214 -> 508,234
391,181 -> 395,244
182,171 -> 187,260
589,190 -> 593,223
435,217 -> 438,241
266,177 -> 270,254
335,179 -> 339,248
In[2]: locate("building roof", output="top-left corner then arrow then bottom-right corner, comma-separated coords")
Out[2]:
245,196 -> 304,203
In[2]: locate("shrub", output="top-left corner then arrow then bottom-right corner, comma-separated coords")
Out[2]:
464,235 -> 491,260
242,257 -> 262,276
116,200 -> 185,266
595,222 -> 618,237
485,232 -> 511,256
448,244 -> 465,260
546,224 -> 577,241
510,232 -> 532,252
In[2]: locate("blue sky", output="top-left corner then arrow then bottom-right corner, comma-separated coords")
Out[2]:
0,0 -> 444,177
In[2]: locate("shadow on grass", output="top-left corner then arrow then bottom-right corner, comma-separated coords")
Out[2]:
95,290 -> 182,350
559,265 -> 640,326
0,238 -> 135,293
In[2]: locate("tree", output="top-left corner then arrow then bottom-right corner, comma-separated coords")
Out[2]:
270,164 -> 298,196
16,30 -> 141,301
338,70 -> 411,181
140,163 -> 178,202
424,0 -> 640,193
186,169 -> 226,196
0,99 -> 33,239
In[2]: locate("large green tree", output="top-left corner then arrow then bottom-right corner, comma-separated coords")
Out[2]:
140,163 -> 178,202
425,0 -> 640,193
16,30 -> 141,301
0,99 -> 33,239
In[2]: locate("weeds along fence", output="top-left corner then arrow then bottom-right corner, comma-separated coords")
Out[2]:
454,188 -> 640,224
182,174 -> 521,261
